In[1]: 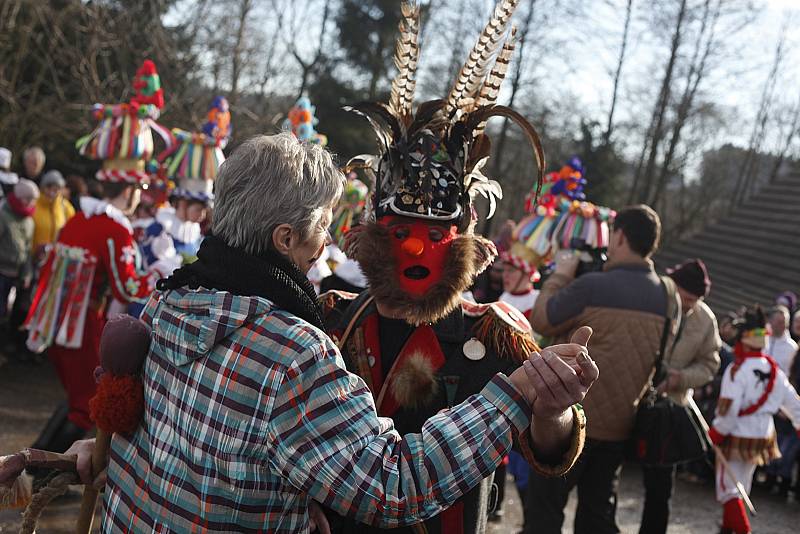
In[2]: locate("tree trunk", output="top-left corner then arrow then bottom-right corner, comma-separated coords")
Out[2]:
229,0 -> 253,106
650,0 -> 719,207
768,93 -> 800,183
604,0 -> 633,145
637,0 -> 688,204
732,28 -> 786,208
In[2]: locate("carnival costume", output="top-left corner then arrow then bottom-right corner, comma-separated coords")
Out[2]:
142,95 -> 230,268
709,306 -> 800,534
24,61 -> 173,447
319,172 -> 370,294
319,2 -> 585,533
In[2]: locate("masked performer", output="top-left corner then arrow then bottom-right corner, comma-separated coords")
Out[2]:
24,60 -> 174,452
320,2 -> 586,533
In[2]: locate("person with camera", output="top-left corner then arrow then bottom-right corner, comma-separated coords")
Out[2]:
639,258 -> 721,534
526,204 -> 681,534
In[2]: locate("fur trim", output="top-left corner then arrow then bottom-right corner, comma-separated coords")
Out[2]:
474,311 -> 540,363
390,352 -> 439,409
354,222 -> 497,325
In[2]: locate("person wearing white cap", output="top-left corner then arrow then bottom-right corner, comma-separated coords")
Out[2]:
0,147 -> 19,198
0,179 -> 38,320
32,170 -> 75,260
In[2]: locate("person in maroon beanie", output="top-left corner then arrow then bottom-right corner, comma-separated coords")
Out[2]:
639,258 -> 721,534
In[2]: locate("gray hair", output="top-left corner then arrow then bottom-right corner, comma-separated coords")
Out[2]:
212,133 -> 345,256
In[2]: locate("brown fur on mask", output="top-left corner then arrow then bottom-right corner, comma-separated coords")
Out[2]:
351,222 -> 497,325
390,352 -> 439,409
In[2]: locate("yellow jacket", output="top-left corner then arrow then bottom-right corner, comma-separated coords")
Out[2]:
32,194 -> 75,253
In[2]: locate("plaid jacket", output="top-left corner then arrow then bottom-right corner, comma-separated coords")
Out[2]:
102,288 -> 534,533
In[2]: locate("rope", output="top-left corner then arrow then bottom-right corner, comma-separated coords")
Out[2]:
19,472 -> 78,534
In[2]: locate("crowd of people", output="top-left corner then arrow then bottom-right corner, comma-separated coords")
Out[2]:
0,2 -> 799,534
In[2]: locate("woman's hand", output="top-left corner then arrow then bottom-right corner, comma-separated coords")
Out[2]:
510,326 -> 598,418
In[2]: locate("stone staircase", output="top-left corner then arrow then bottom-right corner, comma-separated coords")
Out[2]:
654,174 -> 800,317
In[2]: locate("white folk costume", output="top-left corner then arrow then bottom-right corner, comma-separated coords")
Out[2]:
25,61 -> 172,439
144,96 -> 230,266
319,2 -> 585,533
709,307 -> 800,534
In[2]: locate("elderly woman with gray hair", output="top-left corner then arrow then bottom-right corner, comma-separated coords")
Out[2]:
62,133 -> 596,533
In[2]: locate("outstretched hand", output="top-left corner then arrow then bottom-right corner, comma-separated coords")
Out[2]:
510,326 -> 599,418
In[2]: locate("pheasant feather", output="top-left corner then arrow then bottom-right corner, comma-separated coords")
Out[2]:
444,0 -> 520,122
389,1 -> 421,123
474,26 -> 517,137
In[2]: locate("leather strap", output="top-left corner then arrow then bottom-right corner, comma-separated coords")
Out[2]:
651,276 -> 679,388
336,295 -> 375,349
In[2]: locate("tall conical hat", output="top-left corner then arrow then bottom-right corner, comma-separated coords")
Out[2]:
76,60 -> 174,184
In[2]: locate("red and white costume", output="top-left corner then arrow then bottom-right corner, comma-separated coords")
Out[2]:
709,345 -> 800,532
499,289 -> 539,326
25,197 -> 160,429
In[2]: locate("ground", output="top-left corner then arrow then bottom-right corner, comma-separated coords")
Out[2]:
0,357 -> 796,533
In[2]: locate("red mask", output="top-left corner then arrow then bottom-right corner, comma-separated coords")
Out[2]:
380,216 -> 458,297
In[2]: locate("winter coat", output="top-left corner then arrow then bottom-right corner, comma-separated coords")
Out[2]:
532,260 -> 681,442
664,299 -> 721,405
31,193 -> 74,253
104,287 -> 543,533
0,200 -> 33,278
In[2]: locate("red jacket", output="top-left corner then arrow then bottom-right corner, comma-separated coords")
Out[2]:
26,198 -> 158,352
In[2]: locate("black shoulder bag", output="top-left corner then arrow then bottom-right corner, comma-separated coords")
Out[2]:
629,276 -> 709,466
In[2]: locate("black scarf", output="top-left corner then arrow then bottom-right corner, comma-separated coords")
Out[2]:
157,235 -> 325,330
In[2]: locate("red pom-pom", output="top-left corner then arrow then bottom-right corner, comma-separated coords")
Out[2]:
89,374 -> 144,434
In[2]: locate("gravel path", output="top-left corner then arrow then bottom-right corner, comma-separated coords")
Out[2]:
1,357 -> 796,533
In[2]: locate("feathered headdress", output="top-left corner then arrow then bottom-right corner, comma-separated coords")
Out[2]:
346,0 -> 544,230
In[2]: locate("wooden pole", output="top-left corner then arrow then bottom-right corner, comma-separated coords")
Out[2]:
75,430 -> 111,533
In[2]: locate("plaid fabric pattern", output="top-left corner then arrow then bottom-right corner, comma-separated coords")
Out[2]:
102,288 -> 531,533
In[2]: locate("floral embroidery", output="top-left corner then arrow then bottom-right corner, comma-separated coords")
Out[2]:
119,245 -> 137,265
125,277 -> 141,295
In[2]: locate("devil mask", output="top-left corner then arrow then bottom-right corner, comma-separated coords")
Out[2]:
343,0 -> 544,324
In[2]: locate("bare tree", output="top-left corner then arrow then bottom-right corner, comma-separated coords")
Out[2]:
278,0 -> 333,99
731,26 -> 786,208
628,0 -> 688,204
768,91 -> 800,183
604,0 -> 634,145
650,0 -> 721,208
229,0 -> 255,105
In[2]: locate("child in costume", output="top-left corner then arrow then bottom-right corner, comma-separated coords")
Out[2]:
319,2 -> 586,533
709,305 -> 800,534
24,60 -> 173,454
145,95 -> 230,266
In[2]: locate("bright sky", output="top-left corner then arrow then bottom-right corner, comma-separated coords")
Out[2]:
167,0 -> 800,163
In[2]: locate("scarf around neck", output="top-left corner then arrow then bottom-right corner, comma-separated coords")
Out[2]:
157,235 -> 325,330
6,193 -> 35,217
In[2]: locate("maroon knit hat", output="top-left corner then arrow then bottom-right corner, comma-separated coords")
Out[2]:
667,259 -> 711,298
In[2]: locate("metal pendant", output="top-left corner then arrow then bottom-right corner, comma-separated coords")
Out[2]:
463,337 -> 486,361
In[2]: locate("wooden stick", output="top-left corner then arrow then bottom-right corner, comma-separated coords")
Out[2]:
75,429 -> 111,533
686,396 -> 757,516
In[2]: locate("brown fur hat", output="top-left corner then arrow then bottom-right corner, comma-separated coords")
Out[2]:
351,221 -> 496,325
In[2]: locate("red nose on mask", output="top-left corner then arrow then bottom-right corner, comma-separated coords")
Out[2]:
401,237 -> 425,257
